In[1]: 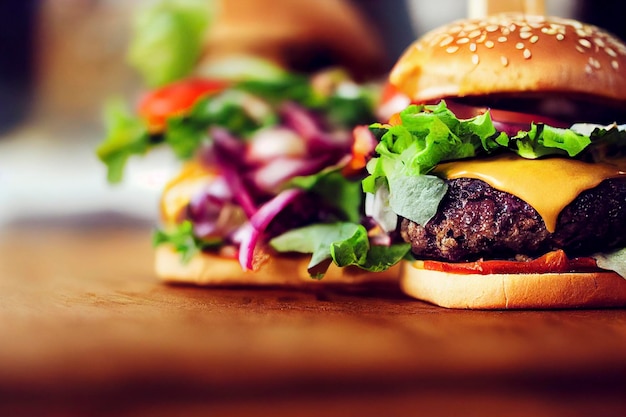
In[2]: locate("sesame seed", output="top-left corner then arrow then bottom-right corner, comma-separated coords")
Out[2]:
439,36 -> 454,47
530,35 -> 539,43
578,38 -> 592,48
556,33 -> 565,41
501,56 -> 509,67
446,46 -> 459,53
588,57 -> 601,69
606,47 -> 617,57
498,36 -> 507,43
576,45 -> 586,53
523,48 -> 532,59
468,30 -> 482,38
519,31 -> 532,40
594,37 -> 606,48
612,60 -> 620,70
472,54 -> 480,65
469,42 -> 477,52
448,25 -> 463,34
515,42 -> 524,50
456,37 -> 470,44
486,25 -> 499,32
485,40 -> 495,48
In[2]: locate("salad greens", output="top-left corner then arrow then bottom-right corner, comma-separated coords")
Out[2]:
269,222 -> 409,279
364,101 -> 626,228
97,73 -> 379,183
593,248 -> 626,279
153,220 -> 222,263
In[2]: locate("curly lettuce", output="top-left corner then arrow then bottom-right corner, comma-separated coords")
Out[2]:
363,101 -> 626,228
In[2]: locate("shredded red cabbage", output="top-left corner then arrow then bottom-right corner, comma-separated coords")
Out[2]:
238,188 -> 304,270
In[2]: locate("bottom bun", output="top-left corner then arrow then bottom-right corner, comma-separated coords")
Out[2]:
155,246 -> 401,286
400,262 -> 626,309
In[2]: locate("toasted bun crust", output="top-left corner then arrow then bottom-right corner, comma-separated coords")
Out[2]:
201,0 -> 387,80
155,246 -> 401,286
390,14 -> 626,103
400,262 -> 626,309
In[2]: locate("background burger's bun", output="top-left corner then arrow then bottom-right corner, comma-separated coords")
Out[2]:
200,0 -> 388,80
155,246 -> 402,287
401,263 -> 626,309
390,14 -> 626,103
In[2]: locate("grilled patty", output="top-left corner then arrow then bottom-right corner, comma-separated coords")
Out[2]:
400,177 -> 626,262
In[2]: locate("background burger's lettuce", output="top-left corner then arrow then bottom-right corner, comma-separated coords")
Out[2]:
127,0 -> 215,87
97,72 -> 380,184
269,222 -> 410,278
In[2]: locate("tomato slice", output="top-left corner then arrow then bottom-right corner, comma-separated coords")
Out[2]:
419,250 -> 600,275
138,78 -> 230,132
377,82 -> 411,122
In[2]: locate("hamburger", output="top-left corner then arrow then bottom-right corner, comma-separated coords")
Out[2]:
97,2 -> 407,286
364,13 -> 626,309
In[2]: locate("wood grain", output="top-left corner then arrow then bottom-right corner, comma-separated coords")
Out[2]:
1,224 -> 625,416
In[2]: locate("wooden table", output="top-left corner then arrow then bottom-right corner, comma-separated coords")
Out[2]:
1,222 -> 625,416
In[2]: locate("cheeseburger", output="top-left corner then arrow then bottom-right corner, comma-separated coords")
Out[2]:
365,14 -> 626,309
96,0 -> 406,287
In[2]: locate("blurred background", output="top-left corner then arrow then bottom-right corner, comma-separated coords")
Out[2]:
0,0 -> 623,228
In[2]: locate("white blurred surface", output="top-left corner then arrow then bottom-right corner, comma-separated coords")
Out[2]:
0,125 -> 180,227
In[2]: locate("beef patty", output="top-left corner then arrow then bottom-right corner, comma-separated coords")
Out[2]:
400,177 -> 626,262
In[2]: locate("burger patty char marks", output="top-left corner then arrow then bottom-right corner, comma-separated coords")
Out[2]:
400,178 -> 626,262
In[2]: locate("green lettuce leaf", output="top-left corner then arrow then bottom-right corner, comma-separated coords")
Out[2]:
363,101 -> 609,226
269,222 -> 410,278
510,124 -> 591,158
96,100 -> 153,183
575,124 -> 626,166
387,174 -> 448,227
593,248 -> 626,279
99,73 -> 378,183
153,221 -> 221,264
127,0 -> 215,87
289,169 -> 363,223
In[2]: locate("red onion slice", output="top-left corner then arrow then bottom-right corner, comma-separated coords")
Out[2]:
238,188 -> 304,270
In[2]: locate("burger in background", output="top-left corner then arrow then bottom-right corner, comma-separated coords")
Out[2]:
365,13 -> 626,309
96,0 -> 409,286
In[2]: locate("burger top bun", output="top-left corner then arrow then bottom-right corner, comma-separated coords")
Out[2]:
201,0 -> 388,81
390,14 -> 626,104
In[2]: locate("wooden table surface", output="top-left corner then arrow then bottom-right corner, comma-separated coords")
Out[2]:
1,222 -> 625,416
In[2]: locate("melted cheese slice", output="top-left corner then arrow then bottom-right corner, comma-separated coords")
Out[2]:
434,154 -> 625,232
160,161 -> 217,225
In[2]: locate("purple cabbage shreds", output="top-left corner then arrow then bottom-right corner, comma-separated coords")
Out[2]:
279,101 -> 352,159
238,188 -> 305,270
279,101 -> 324,140
210,126 -> 247,165
187,177 -> 246,240
207,127 -> 258,216
247,155 -> 335,194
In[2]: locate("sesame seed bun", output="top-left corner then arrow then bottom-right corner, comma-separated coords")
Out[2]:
400,262 -> 626,309
390,14 -> 626,105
